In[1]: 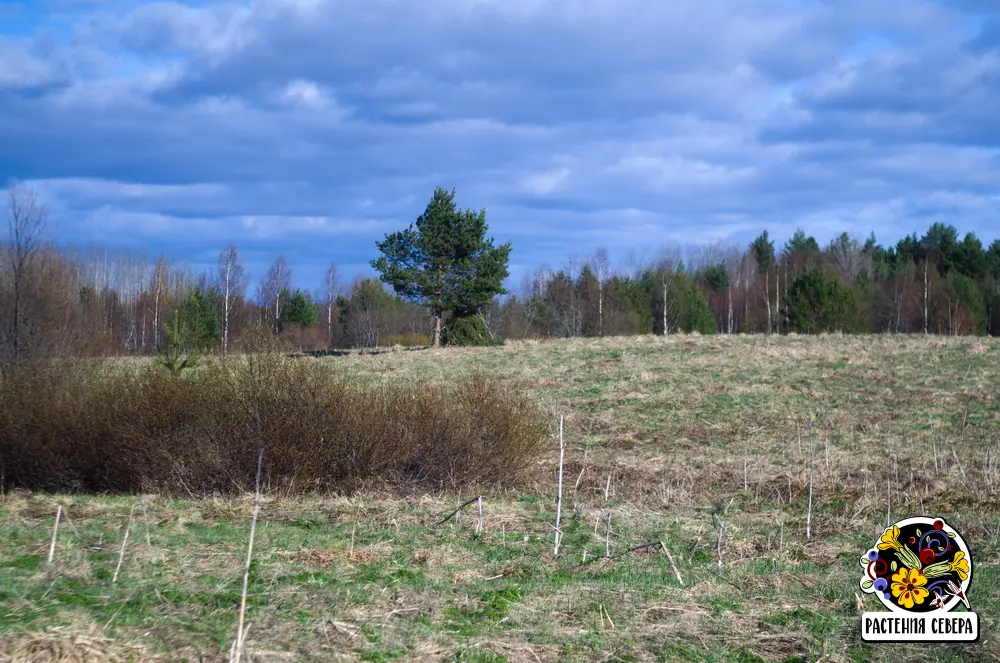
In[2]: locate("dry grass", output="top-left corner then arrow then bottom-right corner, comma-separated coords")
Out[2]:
0,334 -> 998,662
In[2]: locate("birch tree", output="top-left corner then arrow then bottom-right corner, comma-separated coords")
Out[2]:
323,263 -> 338,347
591,248 -> 610,337
258,256 -> 291,334
2,184 -> 48,364
216,244 -> 248,352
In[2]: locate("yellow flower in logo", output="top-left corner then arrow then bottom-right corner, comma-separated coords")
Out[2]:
949,551 -> 969,581
878,526 -> 902,551
891,567 -> 929,610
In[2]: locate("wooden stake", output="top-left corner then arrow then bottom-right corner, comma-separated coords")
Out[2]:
952,447 -> 967,483
604,474 -> 611,502
807,430 -> 815,543
235,446 -> 264,661
47,505 -> 62,565
661,542 -> 684,586
476,496 -> 483,535
112,504 -> 135,584
716,518 -> 725,571
605,511 -> 612,557
688,537 -> 701,565
141,495 -> 152,547
554,415 -> 565,557
573,449 -> 587,510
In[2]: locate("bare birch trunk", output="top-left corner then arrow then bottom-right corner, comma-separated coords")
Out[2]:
661,274 -> 668,336
222,266 -> 231,353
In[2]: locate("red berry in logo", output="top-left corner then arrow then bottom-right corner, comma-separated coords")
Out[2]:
933,519 -> 944,530
920,548 -> 936,565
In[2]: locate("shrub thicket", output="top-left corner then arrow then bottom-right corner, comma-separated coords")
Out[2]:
0,353 -> 547,495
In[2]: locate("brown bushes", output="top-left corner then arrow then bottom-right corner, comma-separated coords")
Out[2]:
0,353 -> 548,495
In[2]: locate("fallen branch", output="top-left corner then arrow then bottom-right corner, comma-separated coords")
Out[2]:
432,496 -> 482,527
575,541 -> 664,569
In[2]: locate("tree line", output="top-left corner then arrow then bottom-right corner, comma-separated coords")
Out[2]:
3,183 -> 999,364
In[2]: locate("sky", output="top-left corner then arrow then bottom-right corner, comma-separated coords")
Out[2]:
2,0 -> 1000,294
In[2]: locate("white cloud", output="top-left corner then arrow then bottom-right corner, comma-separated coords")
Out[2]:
279,79 -> 330,109
521,168 -> 570,195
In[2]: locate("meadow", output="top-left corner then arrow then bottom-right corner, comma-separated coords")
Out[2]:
1,334 -> 998,662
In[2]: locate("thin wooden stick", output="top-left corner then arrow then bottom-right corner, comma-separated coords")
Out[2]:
235,446 -> 264,661
573,449 -> 587,509
141,495 -> 152,547
604,474 -> 611,501
576,540 -> 664,568
716,518 -> 725,571
47,506 -> 62,565
807,425 -> 815,543
432,497 -> 481,527
112,505 -> 135,584
688,537 -> 701,564
61,508 -> 81,539
952,447 -> 967,482
605,511 -> 612,557
661,542 -> 684,586
602,604 -> 615,630
554,415 -> 565,557
476,496 -> 483,535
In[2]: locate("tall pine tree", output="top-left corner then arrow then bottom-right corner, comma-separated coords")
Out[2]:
372,188 -> 512,346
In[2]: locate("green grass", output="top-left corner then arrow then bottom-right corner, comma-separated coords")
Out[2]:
1,334 -> 999,661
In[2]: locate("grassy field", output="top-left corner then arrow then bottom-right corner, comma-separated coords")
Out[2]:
1,334 -> 998,662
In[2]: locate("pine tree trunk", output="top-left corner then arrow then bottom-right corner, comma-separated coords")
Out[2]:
434,313 -> 442,347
